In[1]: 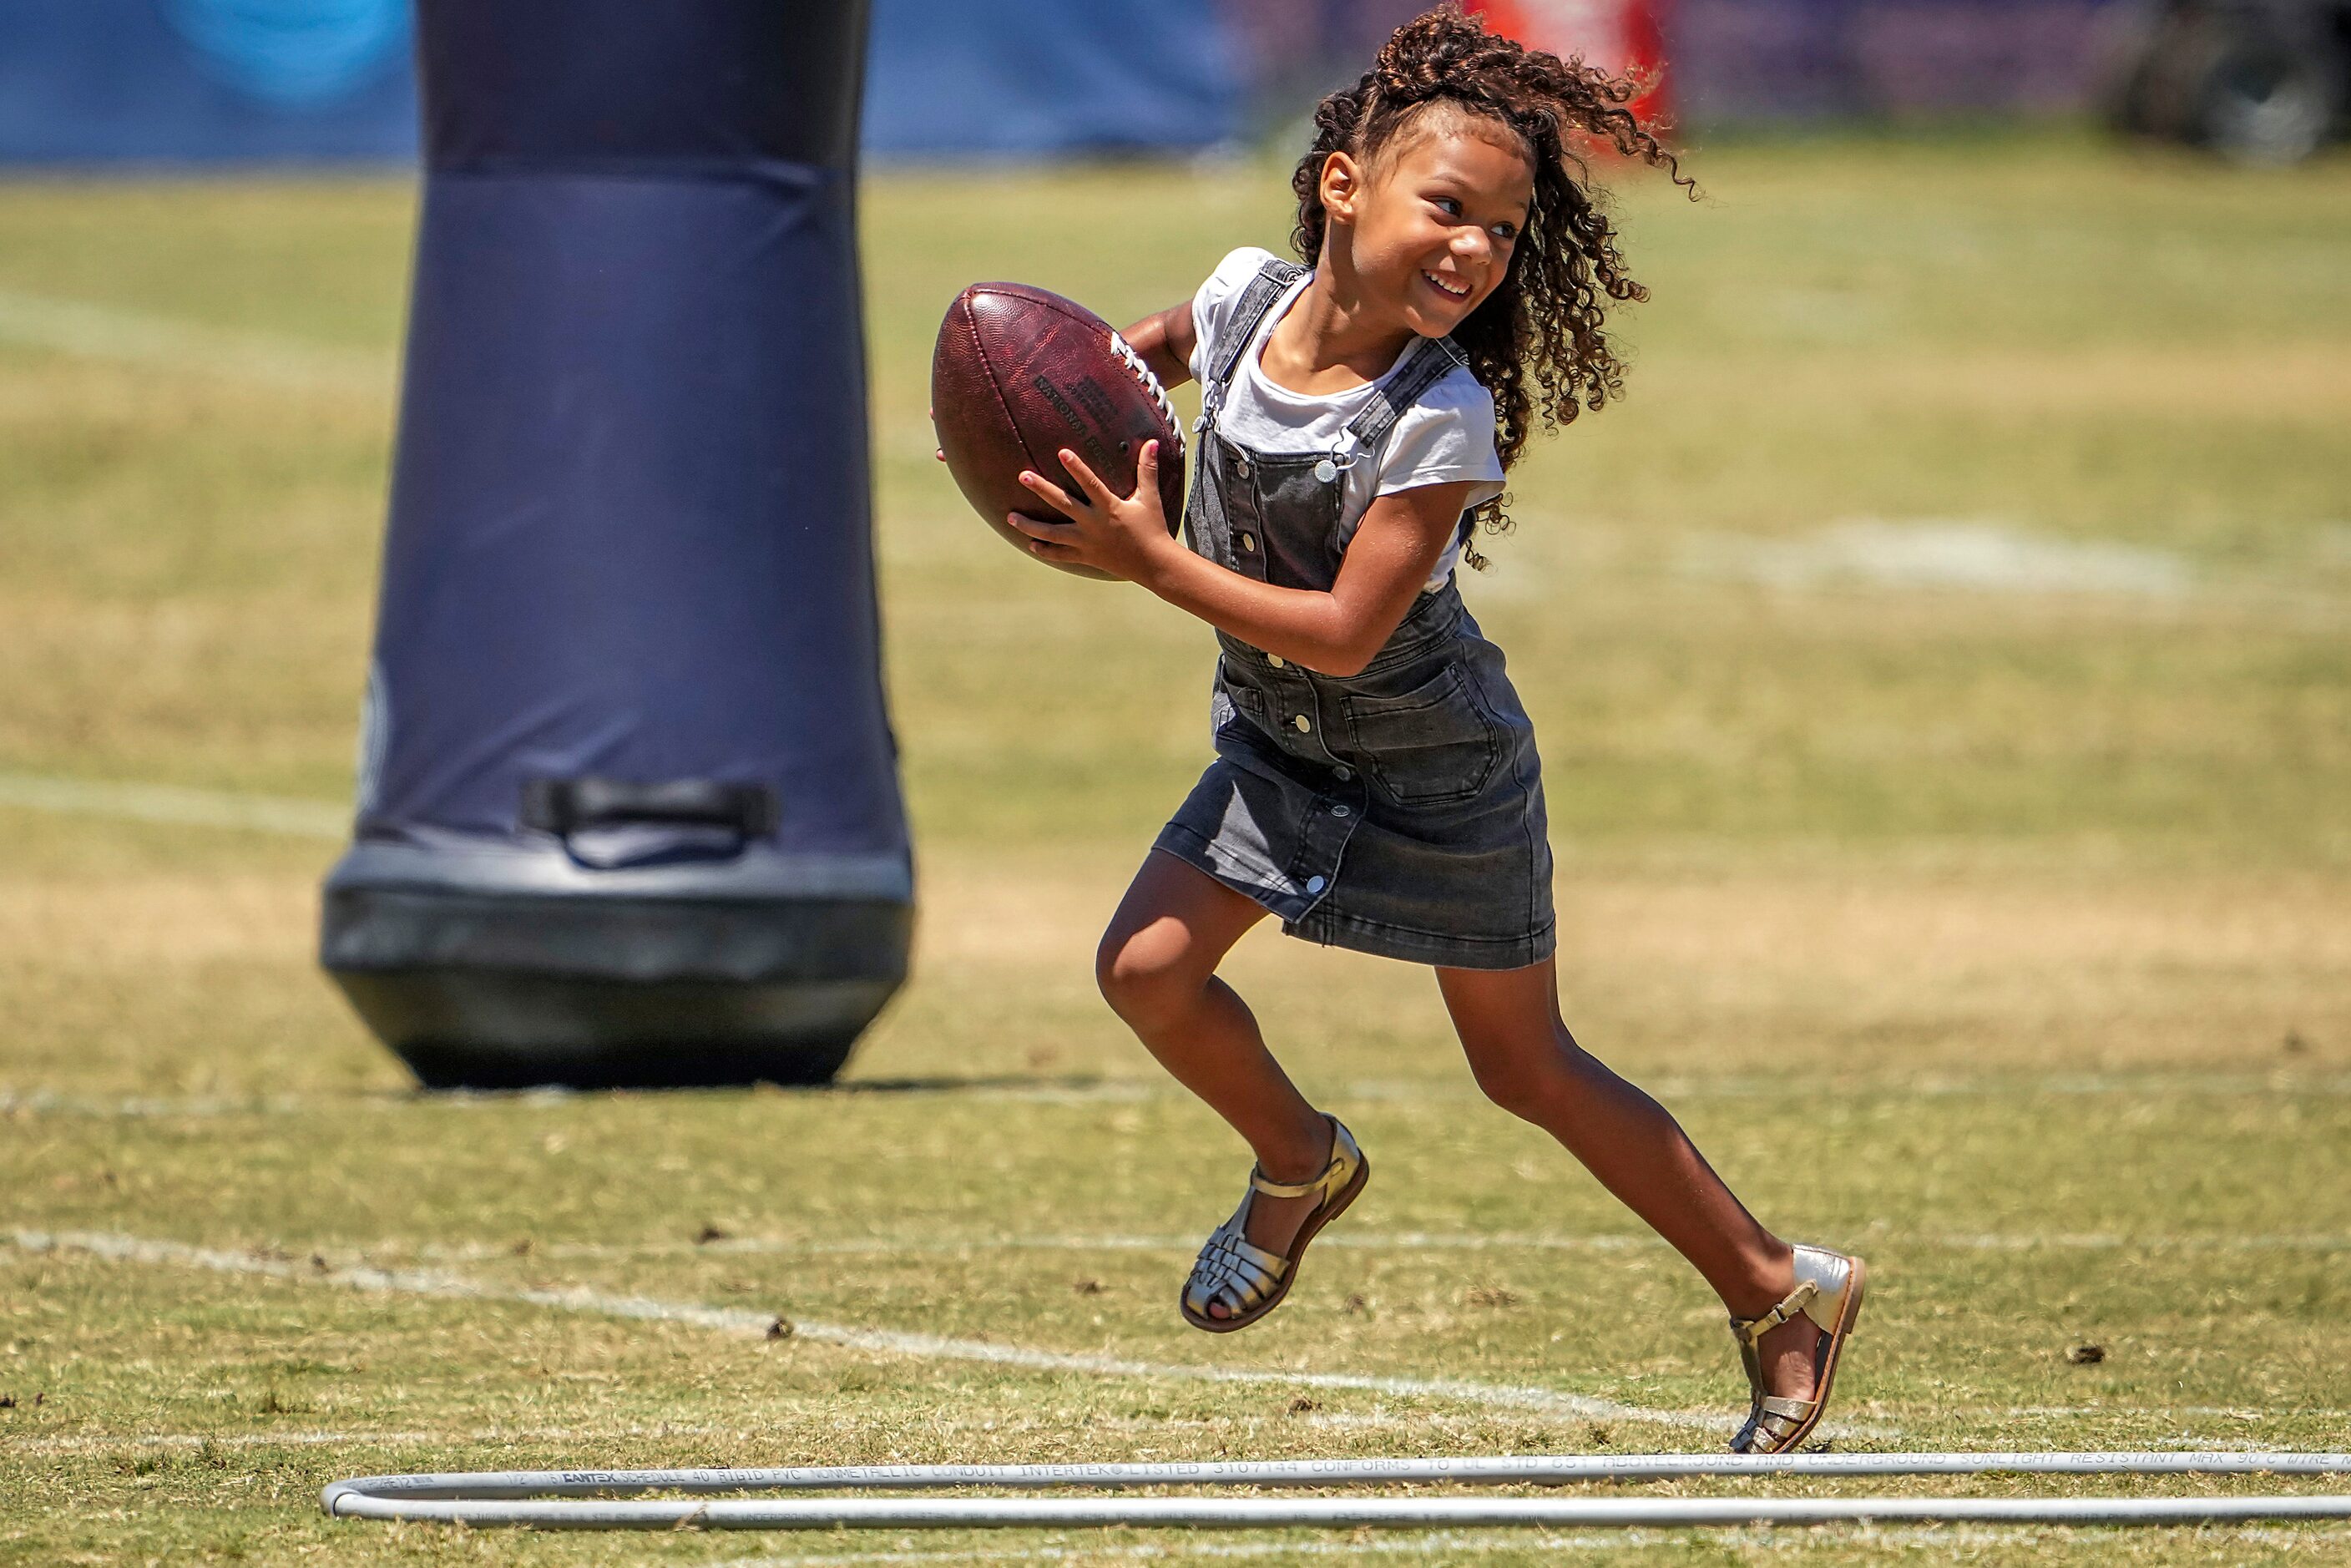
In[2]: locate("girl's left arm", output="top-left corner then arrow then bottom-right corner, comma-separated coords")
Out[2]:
1010,444 -> 1475,678
1118,303 -> 1198,391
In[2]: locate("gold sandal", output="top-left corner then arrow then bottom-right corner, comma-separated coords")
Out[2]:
1727,1243 -> 1867,1454
1179,1115 -> 1368,1334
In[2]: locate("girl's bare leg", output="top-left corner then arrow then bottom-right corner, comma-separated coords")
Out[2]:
1435,958 -> 1819,1404
1097,851 -> 1335,1315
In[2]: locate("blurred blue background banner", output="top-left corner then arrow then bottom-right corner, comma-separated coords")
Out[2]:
864,0 -> 1239,158
0,0 -> 417,162
0,0 -> 1241,164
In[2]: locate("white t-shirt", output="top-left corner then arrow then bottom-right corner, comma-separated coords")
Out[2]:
1188,245 -> 1504,592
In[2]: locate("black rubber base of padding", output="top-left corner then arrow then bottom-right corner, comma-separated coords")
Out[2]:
323,887 -> 911,1090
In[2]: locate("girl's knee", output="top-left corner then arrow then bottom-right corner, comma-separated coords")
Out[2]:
1466,1041 -> 1582,1121
1469,1058 -> 1550,1120
1095,925 -> 1205,1027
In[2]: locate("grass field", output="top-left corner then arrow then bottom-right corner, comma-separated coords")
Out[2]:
3,129 -> 2351,1565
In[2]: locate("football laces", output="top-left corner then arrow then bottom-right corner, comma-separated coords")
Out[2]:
1107,331 -> 1183,461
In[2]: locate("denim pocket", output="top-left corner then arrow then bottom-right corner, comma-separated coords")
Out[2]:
1215,661 -> 1270,734
1339,665 -> 1499,806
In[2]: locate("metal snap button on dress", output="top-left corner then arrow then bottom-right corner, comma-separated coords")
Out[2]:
1292,714 -> 1310,733
1239,532 -> 1256,553
1306,875 -> 1326,893
1331,803 -> 1351,817
1267,655 -> 1285,668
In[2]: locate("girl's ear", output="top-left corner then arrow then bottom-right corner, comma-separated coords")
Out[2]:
1319,150 -> 1364,225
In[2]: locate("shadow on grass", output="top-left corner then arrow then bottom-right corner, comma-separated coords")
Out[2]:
393,1073 -> 1155,1105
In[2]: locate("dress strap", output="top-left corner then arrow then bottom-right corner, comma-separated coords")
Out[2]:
1329,335 -> 1479,546
1197,258 -> 1308,429
1341,333 -> 1469,451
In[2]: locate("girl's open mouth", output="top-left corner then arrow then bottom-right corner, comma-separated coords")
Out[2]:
1421,270 -> 1471,301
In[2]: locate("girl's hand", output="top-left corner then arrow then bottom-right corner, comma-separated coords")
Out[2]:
1008,442 -> 1176,584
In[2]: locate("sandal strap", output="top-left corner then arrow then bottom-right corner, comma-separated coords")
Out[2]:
1734,1403 -> 1813,1453
1186,1222 -> 1287,1315
1200,1224 -> 1286,1278
1247,1166 -> 1326,1200
1728,1278 -> 1818,1347
1247,1117 -> 1354,1200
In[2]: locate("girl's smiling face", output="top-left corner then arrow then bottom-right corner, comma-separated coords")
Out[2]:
1322,107 -> 1535,338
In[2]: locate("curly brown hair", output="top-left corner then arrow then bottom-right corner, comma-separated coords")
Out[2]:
1291,5 -> 1695,555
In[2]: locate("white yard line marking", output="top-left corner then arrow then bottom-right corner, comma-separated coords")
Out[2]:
0,287 -> 390,392
13,1227 -> 779,1330
958,1072 -> 2351,1104
10,1424 -> 732,1454
0,1090 -> 319,1119
13,1429 -> 434,1454
794,1324 -> 1725,1429
388,1230 -> 2351,1264
1915,1232 -> 2351,1255
1681,520 -> 2195,600
9,1419 -> 742,1457
0,773 -> 348,839
3,1230 -> 1732,1434
2003,1419 -> 2351,1429
8,1070 -> 2348,1123
0,1087 -> 599,1118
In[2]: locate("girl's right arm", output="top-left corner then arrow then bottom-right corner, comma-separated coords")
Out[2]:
1119,303 -> 1198,391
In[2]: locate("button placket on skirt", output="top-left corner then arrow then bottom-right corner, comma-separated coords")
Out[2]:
1277,666 -> 1366,913
1288,788 -> 1356,907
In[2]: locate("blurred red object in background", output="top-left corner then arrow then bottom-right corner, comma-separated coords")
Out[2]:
1464,0 -> 1671,130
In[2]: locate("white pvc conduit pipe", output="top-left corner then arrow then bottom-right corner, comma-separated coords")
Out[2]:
323,1450 -> 2351,1531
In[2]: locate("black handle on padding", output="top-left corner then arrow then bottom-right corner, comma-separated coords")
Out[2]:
522,777 -> 779,837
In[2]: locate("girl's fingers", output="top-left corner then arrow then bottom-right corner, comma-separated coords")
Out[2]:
1057,449 -> 1119,508
1006,510 -> 1081,545
1016,468 -> 1083,516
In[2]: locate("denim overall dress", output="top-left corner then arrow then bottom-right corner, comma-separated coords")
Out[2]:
1152,259 -> 1556,970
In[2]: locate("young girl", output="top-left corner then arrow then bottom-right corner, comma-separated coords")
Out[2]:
1004,8 -> 1863,1454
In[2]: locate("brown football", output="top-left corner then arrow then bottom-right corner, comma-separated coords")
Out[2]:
930,282 -> 1186,579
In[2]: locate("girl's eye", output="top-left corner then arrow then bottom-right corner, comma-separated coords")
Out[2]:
1433,196 -> 1462,216
1490,223 -> 1518,240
